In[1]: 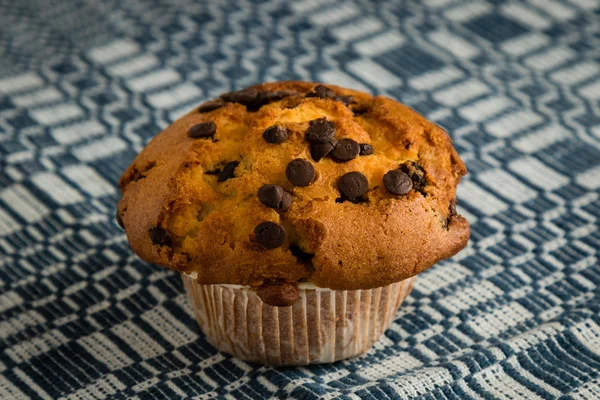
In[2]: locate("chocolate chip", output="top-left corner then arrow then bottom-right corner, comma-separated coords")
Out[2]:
335,195 -> 368,204
337,172 -> 369,199
264,90 -> 298,103
331,138 -> 359,162
305,118 -> 335,143
221,88 -> 259,105
256,282 -> 299,307
259,184 -> 283,208
383,170 -> 412,195
306,85 -> 336,99
204,166 -> 221,175
263,125 -> 289,144
149,226 -> 171,246
289,245 -> 314,264
254,221 -> 286,249
359,143 -> 374,155
280,191 -> 292,212
286,159 -> 315,187
205,161 -> 238,179
221,89 -> 299,112
246,100 -> 267,112
336,95 -> 355,105
310,139 -> 336,162
116,210 -> 124,229
258,184 -> 292,211
217,161 -> 239,182
351,105 -> 370,115
251,91 -> 299,112
305,85 -> 355,106
197,100 -> 224,113
188,121 -> 217,139
400,162 -> 427,194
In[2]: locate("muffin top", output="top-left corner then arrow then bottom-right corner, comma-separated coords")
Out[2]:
117,81 -> 469,291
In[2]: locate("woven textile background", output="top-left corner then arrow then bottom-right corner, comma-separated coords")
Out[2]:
1,0 -> 600,398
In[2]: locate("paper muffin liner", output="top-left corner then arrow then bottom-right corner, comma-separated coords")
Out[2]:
182,273 -> 416,366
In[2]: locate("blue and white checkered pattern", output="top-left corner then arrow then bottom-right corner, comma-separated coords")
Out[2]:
1,0 -> 599,398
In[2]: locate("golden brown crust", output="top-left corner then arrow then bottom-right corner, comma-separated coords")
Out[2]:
117,81 -> 469,290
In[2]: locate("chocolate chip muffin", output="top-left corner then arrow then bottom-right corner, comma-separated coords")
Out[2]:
117,81 -> 469,365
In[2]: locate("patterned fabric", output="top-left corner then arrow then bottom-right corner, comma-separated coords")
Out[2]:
1,0 -> 599,398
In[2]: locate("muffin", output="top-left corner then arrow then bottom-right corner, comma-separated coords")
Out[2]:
116,81 -> 469,365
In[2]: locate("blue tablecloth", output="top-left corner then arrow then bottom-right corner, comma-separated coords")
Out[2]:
1,0 -> 599,398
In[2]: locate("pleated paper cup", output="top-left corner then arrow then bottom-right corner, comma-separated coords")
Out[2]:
182,273 -> 416,366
